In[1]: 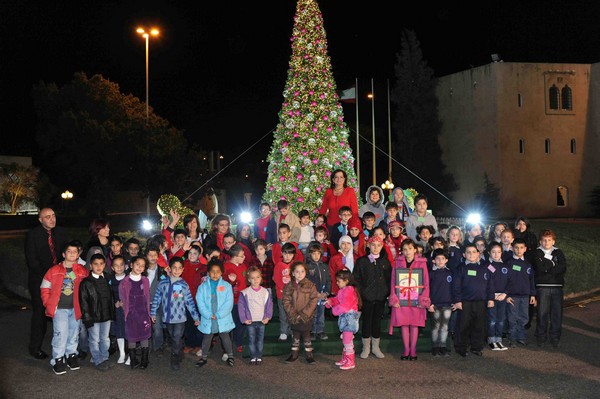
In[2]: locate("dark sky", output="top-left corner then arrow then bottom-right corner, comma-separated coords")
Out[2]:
3,0 -> 600,163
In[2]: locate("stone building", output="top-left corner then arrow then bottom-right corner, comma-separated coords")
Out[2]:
437,62 -> 600,217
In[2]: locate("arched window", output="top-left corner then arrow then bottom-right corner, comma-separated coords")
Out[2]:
549,85 -> 560,109
519,139 -> 525,154
561,85 -> 573,110
545,139 -> 551,154
570,138 -> 576,154
557,186 -> 568,207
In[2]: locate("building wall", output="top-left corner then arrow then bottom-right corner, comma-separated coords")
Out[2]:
437,62 -> 595,217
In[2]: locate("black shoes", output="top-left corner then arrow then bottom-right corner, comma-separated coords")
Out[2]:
516,340 -> 527,347
77,351 -> 87,360
52,357 -> 67,375
306,352 -> 316,365
285,350 -> 299,363
432,347 -> 440,357
409,356 -> 418,361
195,358 -> 208,368
317,332 -> 328,340
470,350 -> 483,357
66,353 -> 80,370
96,360 -> 112,371
439,347 -> 450,357
226,357 -> 235,367
400,355 -> 409,360
30,350 -> 49,360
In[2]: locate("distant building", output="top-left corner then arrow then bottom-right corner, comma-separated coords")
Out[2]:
437,62 -> 600,217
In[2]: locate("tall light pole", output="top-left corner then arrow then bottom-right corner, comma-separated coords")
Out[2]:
136,27 -> 159,124
369,77 -> 376,186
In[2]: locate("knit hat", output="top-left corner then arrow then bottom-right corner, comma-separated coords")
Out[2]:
367,235 -> 384,244
388,221 -> 403,231
339,235 -> 353,247
347,216 -> 363,231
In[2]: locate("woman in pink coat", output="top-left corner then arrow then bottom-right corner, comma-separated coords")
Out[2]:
388,239 -> 430,360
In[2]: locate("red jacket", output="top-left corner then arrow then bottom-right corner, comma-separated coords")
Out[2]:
224,261 -> 248,304
40,262 -> 89,319
318,187 -> 359,227
182,258 -> 208,299
273,261 -> 292,299
271,241 -> 304,264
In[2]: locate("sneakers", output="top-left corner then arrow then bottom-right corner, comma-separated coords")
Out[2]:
489,342 -> 498,350
432,347 -> 441,357
226,357 -> 235,367
439,347 -> 450,357
53,357 -> 67,375
496,342 -> 508,351
317,332 -> 328,340
195,358 -> 208,368
516,340 -> 527,347
221,353 -> 229,362
278,333 -> 288,342
310,333 -> 316,341
77,351 -> 87,360
256,358 -> 262,365
250,358 -> 257,365
66,353 -> 80,370
195,348 -> 203,357
96,360 -> 111,371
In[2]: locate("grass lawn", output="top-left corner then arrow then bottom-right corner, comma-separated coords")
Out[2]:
2,220 -> 599,299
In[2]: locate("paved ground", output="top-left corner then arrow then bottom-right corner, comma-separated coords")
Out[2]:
0,290 -> 599,399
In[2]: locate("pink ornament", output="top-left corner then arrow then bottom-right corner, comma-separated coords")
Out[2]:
293,133 -> 298,138
320,94 -> 325,99
283,142 -> 288,147
323,116 -> 328,121
297,174 -> 303,180
313,127 -> 318,132
285,157 -> 290,162
318,148 -> 324,153
312,159 -> 318,164
327,127 -> 332,132
311,102 -> 317,106
292,187 -> 298,193
269,186 -> 274,191
294,91 -> 299,96
302,152 -> 308,156
279,176 -> 285,182
316,187 -> 322,192
309,90 -> 314,95
325,171 -> 331,176
297,197 -> 303,202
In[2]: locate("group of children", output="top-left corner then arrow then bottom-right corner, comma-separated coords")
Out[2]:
39,195 -> 567,375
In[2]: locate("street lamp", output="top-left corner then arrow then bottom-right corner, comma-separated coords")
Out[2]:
61,190 -> 74,213
381,180 -> 394,198
136,27 -> 159,124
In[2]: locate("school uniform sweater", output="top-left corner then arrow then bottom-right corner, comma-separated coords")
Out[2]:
428,265 -> 453,307
506,257 -> 536,297
487,260 -> 509,294
452,261 -> 494,303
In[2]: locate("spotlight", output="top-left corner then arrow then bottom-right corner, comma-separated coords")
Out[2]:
142,220 -> 153,231
466,213 -> 481,225
239,211 -> 252,224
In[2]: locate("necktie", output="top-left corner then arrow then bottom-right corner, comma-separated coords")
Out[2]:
47,229 -> 57,265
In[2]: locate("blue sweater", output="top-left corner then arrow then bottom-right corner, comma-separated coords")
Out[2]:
428,266 -> 453,307
447,245 -> 464,273
506,257 -> 536,297
452,261 -> 494,302
150,277 -> 199,324
487,260 -> 509,294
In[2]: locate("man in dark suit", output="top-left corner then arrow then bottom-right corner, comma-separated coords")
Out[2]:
25,207 -> 69,359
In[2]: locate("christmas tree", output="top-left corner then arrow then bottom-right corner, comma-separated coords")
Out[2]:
262,0 -> 359,214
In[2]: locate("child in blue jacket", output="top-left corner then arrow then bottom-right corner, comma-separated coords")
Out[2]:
150,257 -> 200,370
195,259 -> 235,367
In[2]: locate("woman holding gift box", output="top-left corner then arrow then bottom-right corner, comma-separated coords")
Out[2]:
388,239 -> 431,361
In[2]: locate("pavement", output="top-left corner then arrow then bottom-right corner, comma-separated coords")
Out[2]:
0,288 -> 599,399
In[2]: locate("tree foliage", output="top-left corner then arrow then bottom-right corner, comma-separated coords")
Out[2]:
0,163 -> 39,214
32,72 -> 207,212
391,29 -> 457,210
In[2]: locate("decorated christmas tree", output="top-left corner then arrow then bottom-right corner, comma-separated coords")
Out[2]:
262,0 -> 359,214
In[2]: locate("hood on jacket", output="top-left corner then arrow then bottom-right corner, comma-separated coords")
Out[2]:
364,185 -> 385,207
390,187 -> 411,210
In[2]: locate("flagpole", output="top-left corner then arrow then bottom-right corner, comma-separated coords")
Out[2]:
355,77 -> 360,194
387,79 -> 392,183
371,77 -> 376,186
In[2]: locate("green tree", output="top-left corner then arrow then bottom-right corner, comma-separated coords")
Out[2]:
262,0 -> 359,214
391,29 -> 457,210
0,163 -> 39,214
32,72 -> 207,213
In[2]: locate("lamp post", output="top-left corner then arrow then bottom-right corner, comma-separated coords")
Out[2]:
61,190 -> 73,213
381,180 -> 394,198
136,27 -> 159,124
369,78 -> 376,186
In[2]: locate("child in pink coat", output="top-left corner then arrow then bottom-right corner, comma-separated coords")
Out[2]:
325,268 -> 361,370
389,239 -> 431,360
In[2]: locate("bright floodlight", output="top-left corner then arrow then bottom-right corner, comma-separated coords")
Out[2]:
466,213 -> 481,225
239,211 -> 252,224
142,220 -> 153,231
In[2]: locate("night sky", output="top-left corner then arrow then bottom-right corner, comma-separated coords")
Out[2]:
3,0 -> 600,164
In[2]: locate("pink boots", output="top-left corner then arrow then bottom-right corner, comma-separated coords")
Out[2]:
335,349 -> 347,366
339,352 -> 355,370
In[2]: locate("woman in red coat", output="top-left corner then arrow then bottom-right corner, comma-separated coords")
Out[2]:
319,169 -> 359,230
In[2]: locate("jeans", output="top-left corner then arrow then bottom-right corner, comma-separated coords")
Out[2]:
51,308 -> 80,365
277,298 -> 291,336
487,300 -> 507,343
151,310 -> 164,350
184,309 -> 203,347
312,304 -> 325,334
246,321 -> 265,359
430,306 -> 452,347
535,287 -> 563,343
166,322 -> 186,355
507,296 -> 529,341
87,321 -> 111,365
231,304 -> 246,347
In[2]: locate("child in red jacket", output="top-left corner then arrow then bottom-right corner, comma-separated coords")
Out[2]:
40,241 -> 89,375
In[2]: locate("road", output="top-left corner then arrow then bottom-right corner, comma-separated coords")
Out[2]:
0,290 -> 599,399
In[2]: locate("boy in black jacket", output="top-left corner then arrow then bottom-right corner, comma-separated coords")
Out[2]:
306,242 -> 332,340
452,243 -> 495,357
532,229 -> 567,348
506,238 -> 537,346
79,254 -> 115,371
